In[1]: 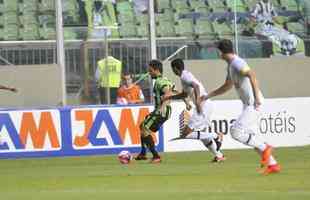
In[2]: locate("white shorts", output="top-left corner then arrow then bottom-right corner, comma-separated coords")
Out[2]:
232,105 -> 260,134
188,100 -> 214,131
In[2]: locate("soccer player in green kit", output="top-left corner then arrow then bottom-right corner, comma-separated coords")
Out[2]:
135,60 -> 173,163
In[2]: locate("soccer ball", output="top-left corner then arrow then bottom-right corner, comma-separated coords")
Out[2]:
117,150 -> 132,164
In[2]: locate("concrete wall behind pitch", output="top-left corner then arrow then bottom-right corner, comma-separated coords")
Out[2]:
0,64 -> 62,107
164,57 -> 310,99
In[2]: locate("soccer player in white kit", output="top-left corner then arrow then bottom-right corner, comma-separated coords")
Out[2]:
204,39 -> 281,174
163,58 -> 225,162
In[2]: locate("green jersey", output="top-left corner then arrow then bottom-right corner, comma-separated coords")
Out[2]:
153,75 -> 173,110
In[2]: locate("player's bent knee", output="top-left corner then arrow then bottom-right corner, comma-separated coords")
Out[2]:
230,126 -> 243,142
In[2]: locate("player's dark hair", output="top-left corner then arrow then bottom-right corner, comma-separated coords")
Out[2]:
171,58 -> 185,71
217,39 -> 234,54
149,59 -> 163,73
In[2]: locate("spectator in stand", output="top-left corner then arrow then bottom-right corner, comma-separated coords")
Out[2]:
116,72 -> 144,105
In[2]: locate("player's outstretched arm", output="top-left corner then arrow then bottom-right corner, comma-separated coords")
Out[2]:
0,85 -> 17,93
162,90 -> 187,102
203,78 -> 233,101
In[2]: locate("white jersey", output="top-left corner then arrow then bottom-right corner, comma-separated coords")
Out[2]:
227,56 -> 264,106
180,70 -> 207,102
251,1 -> 277,23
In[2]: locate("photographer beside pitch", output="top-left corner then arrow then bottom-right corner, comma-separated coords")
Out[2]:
203,39 -> 280,175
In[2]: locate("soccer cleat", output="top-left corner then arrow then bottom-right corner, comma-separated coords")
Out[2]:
211,156 -> 226,163
263,164 -> 281,175
134,154 -> 148,161
150,156 -> 161,164
261,145 -> 273,167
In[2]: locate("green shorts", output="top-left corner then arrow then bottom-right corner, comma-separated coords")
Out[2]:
141,107 -> 171,134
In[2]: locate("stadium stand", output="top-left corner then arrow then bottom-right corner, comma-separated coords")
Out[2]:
0,0 -> 308,41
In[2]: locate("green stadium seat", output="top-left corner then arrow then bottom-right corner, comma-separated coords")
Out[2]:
207,0 -> 226,12
175,18 -> 194,37
157,0 -> 171,12
3,23 -> 19,40
225,0 -> 248,12
3,0 -> 18,12
20,0 -> 37,13
64,27 -> 79,40
136,24 -> 148,37
156,9 -> 174,23
3,12 -> 18,25
0,2 -> 3,14
280,0 -> 299,11
190,0 -> 208,11
38,14 -> 55,27
119,24 -> 137,38
0,27 -> 3,40
286,22 -> 305,35
63,0 -> 78,24
194,7 -> 210,15
20,23 -> 39,40
39,0 -> 55,13
116,1 -> 133,13
213,21 -> 233,38
156,20 -> 176,37
39,27 -> 55,40
0,13 -> 3,26
20,12 -> 38,26
118,10 -> 135,24
171,0 -> 189,11
194,19 -> 215,38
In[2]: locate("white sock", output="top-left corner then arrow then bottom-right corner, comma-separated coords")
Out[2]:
247,135 -> 267,152
201,139 -> 223,158
268,155 -> 277,166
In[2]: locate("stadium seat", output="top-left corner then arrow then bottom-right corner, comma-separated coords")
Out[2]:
3,23 -> 19,40
190,0 -> 208,11
20,12 -> 38,26
157,0 -> 171,12
136,23 -> 148,37
64,27 -> 79,40
3,0 -> 18,12
118,10 -> 135,24
39,0 -> 55,13
20,23 -> 39,40
136,14 -> 148,37
19,0 -> 38,13
194,19 -> 216,38
171,0 -> 189,12
194,7 -> 210,17
280,0 -> 299,11
39,27 -> 55,40
225,0 -> 248,12
116,1 -> 133,13
119,24 -> 137,38
156,20 -> 176,37
3,12 -> 18,25
63,0 -> 79,24
286,22 -> 305,35
213,21 -> 233,38
207,0 -> 226,12
175,18 -> 194,37
156,9 -> 174,23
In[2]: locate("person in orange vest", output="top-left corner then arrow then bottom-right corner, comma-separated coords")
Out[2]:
116,72 -> 144,105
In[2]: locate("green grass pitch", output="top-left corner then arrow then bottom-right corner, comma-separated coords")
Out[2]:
0,146 -> 309,200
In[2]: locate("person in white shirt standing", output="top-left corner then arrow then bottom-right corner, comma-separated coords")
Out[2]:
163,58 -> 225,163
203,39 -> 281,174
